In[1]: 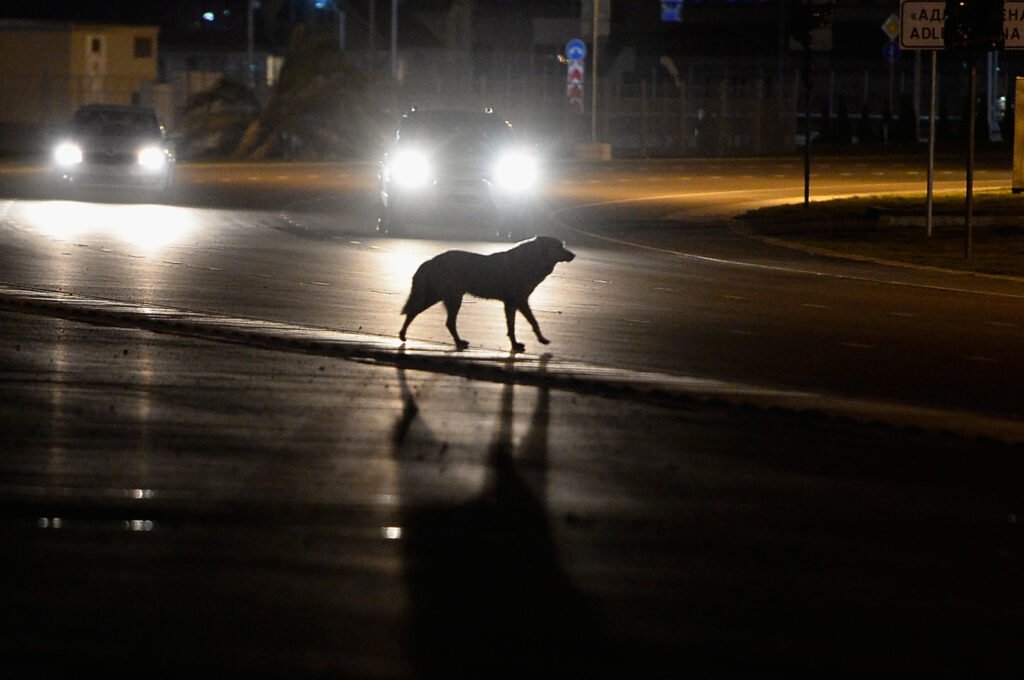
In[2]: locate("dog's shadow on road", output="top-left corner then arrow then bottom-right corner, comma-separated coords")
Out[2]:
390,363 -> 612,677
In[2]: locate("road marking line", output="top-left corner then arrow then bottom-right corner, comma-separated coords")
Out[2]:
3,283 -> 1024,443
572,226 -> 1024,301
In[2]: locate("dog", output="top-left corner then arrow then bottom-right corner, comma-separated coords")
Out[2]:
399,236 -> 576,352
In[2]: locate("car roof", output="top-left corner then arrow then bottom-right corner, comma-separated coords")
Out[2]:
399,109 -> 511,127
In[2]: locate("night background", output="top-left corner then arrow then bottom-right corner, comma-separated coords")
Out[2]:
0,1 -> 1021,677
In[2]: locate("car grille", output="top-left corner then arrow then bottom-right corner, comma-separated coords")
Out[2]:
85,150 -> 134,165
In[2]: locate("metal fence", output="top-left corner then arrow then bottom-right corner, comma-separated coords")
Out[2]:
1,50 -> 1018,158
386,50 -> 1019,157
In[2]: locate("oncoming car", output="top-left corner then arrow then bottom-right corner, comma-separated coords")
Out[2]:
51,104 -> 175,197
377,108 -> 541,239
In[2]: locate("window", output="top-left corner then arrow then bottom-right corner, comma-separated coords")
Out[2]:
134,36 -> 153,59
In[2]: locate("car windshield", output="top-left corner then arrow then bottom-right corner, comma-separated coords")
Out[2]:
397,113 -> 513,149
71,108 -> 160,136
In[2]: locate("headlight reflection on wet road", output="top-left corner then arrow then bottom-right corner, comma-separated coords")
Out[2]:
15,200 -> 199,255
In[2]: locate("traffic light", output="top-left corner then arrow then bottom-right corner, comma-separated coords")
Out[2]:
789,1 -> 835,49
944,0 -> 1005,51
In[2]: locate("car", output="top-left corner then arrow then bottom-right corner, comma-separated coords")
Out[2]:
51,104 -> 175,197
376,108 -> 541,239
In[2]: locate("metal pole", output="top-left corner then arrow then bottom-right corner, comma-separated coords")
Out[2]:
591,0 -> 599,144
987,51 -> 996,140
914,49 -> 922,140
927,50 -> 937,238
391,0 -> 398,81
368,0 -> 375,69
777,0 -> 786,101
966,56 -> 976,259
803,43 -> 811,207
247,0 -> 255,88
338,5 -> 345,51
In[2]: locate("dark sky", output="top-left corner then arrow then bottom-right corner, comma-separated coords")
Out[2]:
2,0 -> 171,23
0,1 -> 590,48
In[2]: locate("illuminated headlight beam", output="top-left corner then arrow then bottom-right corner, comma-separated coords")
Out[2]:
137,146 -> 167,170
54,142 -> 83,167
494,151 -> 538,192
389,150 -> 431,189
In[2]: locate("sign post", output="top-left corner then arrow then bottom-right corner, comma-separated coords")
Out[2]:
590,0 -> 601,144
901,1 -> 1019,247
899,1 -> 942,237
565,38 -> 586,114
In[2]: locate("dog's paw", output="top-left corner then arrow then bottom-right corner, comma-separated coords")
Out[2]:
511,341 -> 526,353
455,340 -> 470,350
538,336 -> 551,345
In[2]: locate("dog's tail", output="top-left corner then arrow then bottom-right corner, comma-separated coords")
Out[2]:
401,269 -> 429,316
400,294 -> 415,316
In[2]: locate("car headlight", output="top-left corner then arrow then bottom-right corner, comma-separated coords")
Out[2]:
137,146 -> 167,170
494,151 -> 538,192
54,142 -> 82,167
389,150 -> 431,189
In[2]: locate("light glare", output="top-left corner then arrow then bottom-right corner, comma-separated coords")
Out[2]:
54,142 -> 82,167
19,201 -> 199,254
494,151 -> 537,191
137,146 -> 166,170
390,150 -> 431,189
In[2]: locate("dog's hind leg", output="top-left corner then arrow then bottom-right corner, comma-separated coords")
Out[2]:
443,296 -> 470,350
399,312 -> 414,342
517,301 -> 550,346
504,302 -> 526,353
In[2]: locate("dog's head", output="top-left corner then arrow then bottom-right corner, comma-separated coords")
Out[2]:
531,235 -> 576,264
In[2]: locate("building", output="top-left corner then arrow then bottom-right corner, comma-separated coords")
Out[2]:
0,20 -> 160,153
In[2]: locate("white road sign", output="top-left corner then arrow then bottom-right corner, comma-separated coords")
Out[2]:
882,14 -> 901,41
901,0 -> 1024,49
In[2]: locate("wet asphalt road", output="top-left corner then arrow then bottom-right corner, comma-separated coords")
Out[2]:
0,159 -> 1022,674
2,310 -> 1020,676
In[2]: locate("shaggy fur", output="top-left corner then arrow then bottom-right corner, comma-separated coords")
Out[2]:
399,236 -> 576,352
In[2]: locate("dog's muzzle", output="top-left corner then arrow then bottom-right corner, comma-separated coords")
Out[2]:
562,249 -> 576,262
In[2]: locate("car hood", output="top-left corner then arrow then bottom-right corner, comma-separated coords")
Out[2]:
74,132 -> 163,151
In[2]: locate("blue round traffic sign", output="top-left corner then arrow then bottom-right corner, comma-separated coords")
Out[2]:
566,38 -> 587,62
882,40 -> 900,63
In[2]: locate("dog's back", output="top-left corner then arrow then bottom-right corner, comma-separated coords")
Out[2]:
401,250 -> 485,316
399,236 -> 575,350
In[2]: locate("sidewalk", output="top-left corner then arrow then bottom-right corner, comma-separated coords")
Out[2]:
741,190 -> 1024,278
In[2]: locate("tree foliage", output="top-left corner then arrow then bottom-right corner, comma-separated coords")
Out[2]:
235,27 -> 382,160
177,78 -> 259,160
178,26 -> 384,160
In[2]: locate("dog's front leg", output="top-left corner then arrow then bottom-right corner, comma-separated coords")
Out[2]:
443,296 -> 470,350
504,302 -> 525,353
518,302 -> 550,345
